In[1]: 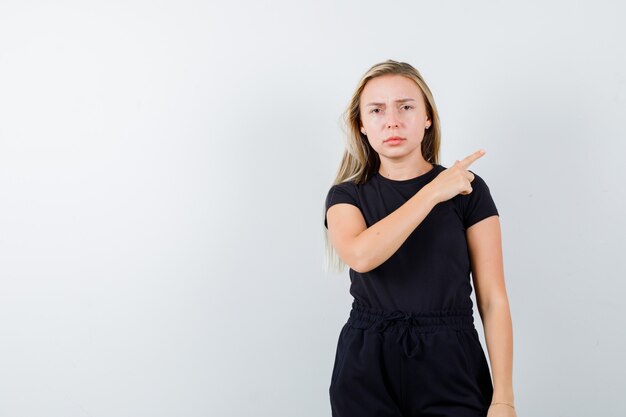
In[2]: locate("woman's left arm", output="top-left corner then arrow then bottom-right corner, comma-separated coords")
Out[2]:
466,215 -> 517,416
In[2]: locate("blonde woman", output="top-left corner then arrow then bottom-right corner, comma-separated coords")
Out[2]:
324,60 -> 516,417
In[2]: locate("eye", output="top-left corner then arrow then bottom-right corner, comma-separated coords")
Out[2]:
370,108 -> 381,114
402,105 -> 414,110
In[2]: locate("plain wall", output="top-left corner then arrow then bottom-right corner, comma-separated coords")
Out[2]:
1,0 -> 625,416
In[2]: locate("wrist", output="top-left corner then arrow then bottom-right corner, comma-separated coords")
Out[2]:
419,183 -> 440,206
492,388 -> 515,404
491,390 -> 515,409
490,401 -> 515,410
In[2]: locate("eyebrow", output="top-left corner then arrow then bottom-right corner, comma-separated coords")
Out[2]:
365,98 -> 416,107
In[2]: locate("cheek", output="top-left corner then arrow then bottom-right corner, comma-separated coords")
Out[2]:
362,117 -> 376,128
404,113 -> 422,123
364,113 -> 384,124
365,137 -> 380,151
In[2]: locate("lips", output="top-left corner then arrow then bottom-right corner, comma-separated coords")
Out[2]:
384,136 -> 405,144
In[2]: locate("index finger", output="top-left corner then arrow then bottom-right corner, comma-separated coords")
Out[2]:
457,149 -> 486,169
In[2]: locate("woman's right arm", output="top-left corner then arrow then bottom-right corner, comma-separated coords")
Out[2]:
326,150 -> 485,273
327,189 -> 438,273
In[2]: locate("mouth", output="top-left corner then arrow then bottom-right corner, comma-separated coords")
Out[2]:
384,136 -> 406,144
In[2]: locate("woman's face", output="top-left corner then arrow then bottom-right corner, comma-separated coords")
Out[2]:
359,74 -> 431,162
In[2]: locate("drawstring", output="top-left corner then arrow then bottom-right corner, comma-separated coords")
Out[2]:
350,300 -> 474,359
395,325 -> 421,358
373,310 -> 423,358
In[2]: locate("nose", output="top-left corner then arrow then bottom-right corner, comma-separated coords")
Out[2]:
386,108 -> 399,129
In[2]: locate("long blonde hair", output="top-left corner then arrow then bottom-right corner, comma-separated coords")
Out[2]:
324,59 -> 442,273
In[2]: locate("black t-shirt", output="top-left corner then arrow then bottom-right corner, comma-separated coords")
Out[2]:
324,164 -> 499,314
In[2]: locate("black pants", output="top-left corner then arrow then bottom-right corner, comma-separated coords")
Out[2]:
329,300 -> 493,417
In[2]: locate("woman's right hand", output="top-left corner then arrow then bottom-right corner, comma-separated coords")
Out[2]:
425,149 -> 486,204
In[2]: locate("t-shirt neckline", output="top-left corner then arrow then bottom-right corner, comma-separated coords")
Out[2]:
374,164 -> 440,185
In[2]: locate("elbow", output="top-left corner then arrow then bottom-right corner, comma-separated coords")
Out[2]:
478,295 -> 510,317
348,250 -> 375,274
339,235 -> 377,273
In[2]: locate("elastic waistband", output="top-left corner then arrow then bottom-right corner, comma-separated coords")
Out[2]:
349,300 -> 475,331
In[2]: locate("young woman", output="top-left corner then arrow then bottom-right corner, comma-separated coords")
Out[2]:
323,60 -> 516,417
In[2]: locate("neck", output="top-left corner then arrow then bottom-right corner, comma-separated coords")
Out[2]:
378,159 -> 433,181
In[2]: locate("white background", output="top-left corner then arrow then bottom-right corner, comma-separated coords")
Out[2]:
1,1 -> 625,416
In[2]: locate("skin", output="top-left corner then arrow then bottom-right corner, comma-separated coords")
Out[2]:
326,74 -> 516,416
360,74 -> 433,180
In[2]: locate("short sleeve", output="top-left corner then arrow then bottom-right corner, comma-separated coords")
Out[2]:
461,172 -> 499,229
324,182 -> 359,229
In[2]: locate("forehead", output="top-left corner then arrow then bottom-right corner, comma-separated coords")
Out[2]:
361,74 -> 424,103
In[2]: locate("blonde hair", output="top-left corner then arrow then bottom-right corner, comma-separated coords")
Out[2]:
324,59 -> 442,273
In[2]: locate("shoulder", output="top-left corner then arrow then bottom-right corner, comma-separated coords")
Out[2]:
326,179 -> 359,197
456,168 -> 499,227
468,170 -> 493,191
325,179 -> 360,207
328,179 -> 357,191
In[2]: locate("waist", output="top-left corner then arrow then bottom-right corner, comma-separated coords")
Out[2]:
349,299 -> 475,331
